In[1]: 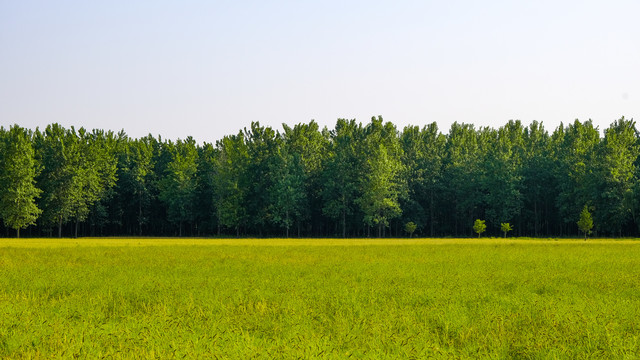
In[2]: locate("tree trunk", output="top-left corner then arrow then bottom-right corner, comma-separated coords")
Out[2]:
342,209 -> 346,238
534,200 -> 538,237
138,195 -> 143,236
430,188 -> 435,237
75,219 -> 79,238
58,217 -> 63,238
17,228 -> 20,239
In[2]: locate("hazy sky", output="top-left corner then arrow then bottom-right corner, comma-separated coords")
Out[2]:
1,0 -> 638,143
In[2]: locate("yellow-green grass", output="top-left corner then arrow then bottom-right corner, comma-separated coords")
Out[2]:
1,238 -> 640,359
1,237 -> 639,248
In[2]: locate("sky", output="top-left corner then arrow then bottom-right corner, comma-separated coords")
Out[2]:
1,0 -> 639,143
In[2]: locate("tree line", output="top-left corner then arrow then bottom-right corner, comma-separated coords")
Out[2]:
0,116 -> 638,238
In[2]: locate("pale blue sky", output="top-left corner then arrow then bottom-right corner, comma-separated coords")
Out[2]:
1,0 -> 638,142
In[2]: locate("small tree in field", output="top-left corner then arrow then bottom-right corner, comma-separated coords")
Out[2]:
473,219 -> 486,238
577,205 -> 593,240
404,222 -> 417,238
501,222 -> 512,238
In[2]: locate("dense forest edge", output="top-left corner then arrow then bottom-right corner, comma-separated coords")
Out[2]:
0,116 -> 638,238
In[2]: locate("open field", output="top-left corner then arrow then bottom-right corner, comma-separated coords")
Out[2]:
1,238 -> 640,358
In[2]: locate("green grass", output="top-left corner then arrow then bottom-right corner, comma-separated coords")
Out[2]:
1,238 -> 640,359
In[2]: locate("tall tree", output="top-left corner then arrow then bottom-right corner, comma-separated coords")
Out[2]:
521,121 -> 556,236
243,122 -> 280,235
322,119 -> 362,237
553,120 -> 600,234
34,124 -> 80,237
357,117 -> 405,237
400,123 -> 445,236
594,117 -> 639,235
70,128 -> 118,237
482,121 -> 524,233
115,135 -> 155,235
158,137 -> 199,236
442,123 -> 483,236
214,133 -> 248,235
282,121 -> 328,236
268,144 -> 306,237
0,126 -> 42,237
194,142 -> 219,235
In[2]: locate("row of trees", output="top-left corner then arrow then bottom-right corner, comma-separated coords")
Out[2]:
0,117 -> 638,238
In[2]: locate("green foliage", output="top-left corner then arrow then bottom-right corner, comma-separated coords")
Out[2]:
443,123 -> 484,236
501,222 -> 513,238
116,135 -> 155,235
268,145 -> 306,237
400,123 -> 445,236
321,119 -> 362,237
473,219 -> 486,237
0,126 -> 42,237
214,133 -> 248,235
3,239 -> 640,358
595,117 -> 639,235
158,137 -> 199,236
483,121 -> 523,227
404,221 -> 417,237
357,117 -> 405,237
4,117 -> 640,237
554,120 -> 600,228
243,122 -> 281,234
577,205 -> 594,239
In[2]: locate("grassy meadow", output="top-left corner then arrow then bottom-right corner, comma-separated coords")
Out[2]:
1,238 -> 640,359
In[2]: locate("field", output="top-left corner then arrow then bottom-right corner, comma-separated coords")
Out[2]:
1,238 -> 640,359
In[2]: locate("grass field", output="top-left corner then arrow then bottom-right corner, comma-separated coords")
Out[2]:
1,238 -> 640,359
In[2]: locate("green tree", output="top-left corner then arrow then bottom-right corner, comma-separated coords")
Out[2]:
500,222 -> 512,238
282,121 -> 328,236
482,121 -> 524,231
214,133 -> 248,236
521,121 -> 556,236
71,128 -> 118,237
243,122 -> 281,235
322,119 -> 362,237
357,117 -> 405,237
0,126 -> 42,237
117,135 -> 155,235
158,137 -> 198,236
34,124 -> 81,237
577,205 -> 593,240
404,222 -> 417,237
400,123 -> 445,236
194,142 -> 219,236
473,219 -> 486,238
553,120 -> 600,235
594,117 -> 638,236
443,123 -> 483,236
268,145 -> 306,237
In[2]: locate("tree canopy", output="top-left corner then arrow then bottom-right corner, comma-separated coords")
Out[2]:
1,117 -> 638,238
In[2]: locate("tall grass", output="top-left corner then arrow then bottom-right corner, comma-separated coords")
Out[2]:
1,238 -> 639,358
